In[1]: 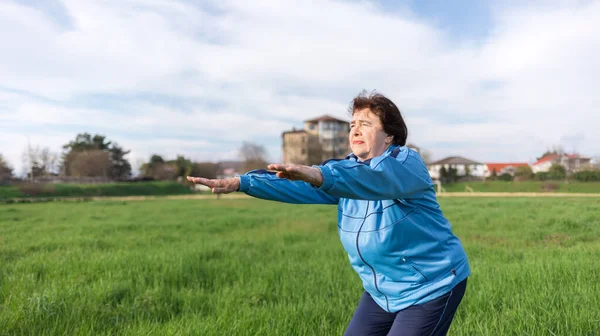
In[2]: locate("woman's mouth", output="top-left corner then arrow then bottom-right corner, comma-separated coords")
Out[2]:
352,141 -> 364,145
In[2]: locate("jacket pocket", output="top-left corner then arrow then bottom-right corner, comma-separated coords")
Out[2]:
408,261 -> 429,282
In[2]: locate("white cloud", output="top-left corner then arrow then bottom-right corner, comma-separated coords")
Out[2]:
0,0 -> 599,175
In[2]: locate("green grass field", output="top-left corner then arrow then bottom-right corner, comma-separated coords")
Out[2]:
1,197 -> 599,335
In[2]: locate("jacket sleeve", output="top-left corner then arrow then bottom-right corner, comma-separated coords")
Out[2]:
237,170 -> 339,204
316,148 -> 433,200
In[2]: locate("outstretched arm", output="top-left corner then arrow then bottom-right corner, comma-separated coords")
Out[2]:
187,170 -> 338,205
268,148 -> 433,200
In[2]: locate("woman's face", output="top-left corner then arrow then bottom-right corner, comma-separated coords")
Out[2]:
349,108 -> 392,162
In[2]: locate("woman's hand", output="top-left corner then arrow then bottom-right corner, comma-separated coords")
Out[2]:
186,176 -> 240,194
267,164 -> 323,187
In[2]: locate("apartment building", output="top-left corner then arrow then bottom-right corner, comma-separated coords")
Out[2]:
282,115 -> 350,165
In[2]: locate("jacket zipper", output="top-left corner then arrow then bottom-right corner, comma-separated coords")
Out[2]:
355,201 -> 390,312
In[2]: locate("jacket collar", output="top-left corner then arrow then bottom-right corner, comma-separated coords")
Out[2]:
347,144 -> 399,164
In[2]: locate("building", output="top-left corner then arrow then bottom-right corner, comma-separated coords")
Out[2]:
427,156 -> 486,180
531,153 -> 592,174
282,115 -> 350,165
484,162 -> 530,177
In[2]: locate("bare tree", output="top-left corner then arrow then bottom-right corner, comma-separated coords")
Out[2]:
151,162 -> 178,180
239,141 -> 267,172
21,143 -> 59,179
39,147 -> 58,176
69,150 -> 112,177
419,149 -> 433,165
22,143 -> 41,180
537,145 -> 565,160
0,154 -> 13,183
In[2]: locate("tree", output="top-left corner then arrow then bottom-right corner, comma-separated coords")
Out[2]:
39,147 -> 58,176
109,143 -> 132,180
239,141 -> 267,172
174,155 -> 193,178
150,162 -> 178,180
0,154 -> 13,183
514,165 -> 534,180
22,143 -> 57,179
537,145 -> 564,160
69,150 -> 112,177
140,154 -> 164,178
139,154 -> 195,180
419,149 -> 433,165
439,166 -> 448,182
22,143 -> 42,180
439,166 -> 458,184
447,167 -> 458,183
62,133 -> 131,179
191,162 -> 218,179
490,168 -> 498,180
150,155 -> 165,164
548,163 -> 566,180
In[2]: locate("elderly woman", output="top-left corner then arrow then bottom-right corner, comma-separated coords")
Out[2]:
188,91 -> 470,336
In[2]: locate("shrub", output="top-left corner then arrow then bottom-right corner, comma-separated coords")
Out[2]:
535,172 -> 550,181
514,166 -> 534,180
571,170 -> 600,182
15,183 -> 56,197
541,183 -> 559,192
548,164 -> 566,180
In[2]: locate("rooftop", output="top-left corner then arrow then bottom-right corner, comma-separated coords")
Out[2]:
533,153 -> 591,165
429,156 -> 482,166
304,114 -> 348,123
486,163 -> 529,172
281,129 -> 307,136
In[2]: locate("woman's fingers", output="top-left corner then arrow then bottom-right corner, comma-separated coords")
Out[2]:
187,176 -> 217,187
268,164 -> 303,175
267,164 -> 286,171
276,171 -> 294,179
187,176 -> 240,194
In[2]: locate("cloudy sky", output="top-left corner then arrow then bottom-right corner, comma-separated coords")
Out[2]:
1,0 -> 598,176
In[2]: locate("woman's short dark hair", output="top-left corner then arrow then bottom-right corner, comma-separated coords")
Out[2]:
348,90 -> 408,146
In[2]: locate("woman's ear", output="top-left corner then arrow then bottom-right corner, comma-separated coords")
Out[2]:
385,135 -> 393,144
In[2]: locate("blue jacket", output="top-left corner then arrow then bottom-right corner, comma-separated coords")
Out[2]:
237,144 -> 470,312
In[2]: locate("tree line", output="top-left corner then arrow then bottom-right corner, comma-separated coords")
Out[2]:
0,133 -> 270,183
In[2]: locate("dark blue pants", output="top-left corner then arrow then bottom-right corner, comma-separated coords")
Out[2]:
344,278 -> 468,336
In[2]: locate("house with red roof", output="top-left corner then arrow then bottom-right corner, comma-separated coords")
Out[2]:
531,153 -> 592,174
484,162 -> 530,177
